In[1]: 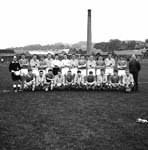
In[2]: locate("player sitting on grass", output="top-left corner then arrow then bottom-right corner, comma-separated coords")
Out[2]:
109,69 -> 121,90
96,68 -> 108,90
23,68 -> 35,91
53,70 -> 65,90
74,70 -> 85,90
84,71 -> 96,90
9,56 -> 22,92
35,70 -> 46,91
64,70 -> 74,90
44,69 -> 54,91
122,69 -> 134,92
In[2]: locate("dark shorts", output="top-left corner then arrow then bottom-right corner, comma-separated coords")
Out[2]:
11,73 -> 21,81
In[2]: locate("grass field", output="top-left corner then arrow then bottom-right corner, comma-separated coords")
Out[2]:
0,63 -> 148,150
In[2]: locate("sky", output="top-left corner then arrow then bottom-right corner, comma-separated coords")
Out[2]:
0,0 -> 148,48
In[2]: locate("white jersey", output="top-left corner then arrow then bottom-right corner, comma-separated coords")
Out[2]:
70,59 -> 78,68
45,58 -> 53,68
51,59 -> 62,68
117,60 -> 127,69
122,74 -> 134,85
74,75 -> 84,84
36,75 -> 46,85
105,58 -> 115,68
87,60 -> 96,68
61,59 -> 70,67
97,74 -> 107,84
54,75 -> 64,85
30,59 -> 40,68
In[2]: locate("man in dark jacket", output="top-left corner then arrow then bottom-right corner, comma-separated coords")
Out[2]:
9,56 -> 22,92
129,55 -> 141,91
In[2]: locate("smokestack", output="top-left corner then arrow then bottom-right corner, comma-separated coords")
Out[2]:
87,9 -> 92,55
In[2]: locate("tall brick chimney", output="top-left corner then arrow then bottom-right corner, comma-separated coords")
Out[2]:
87,9 -> 92,55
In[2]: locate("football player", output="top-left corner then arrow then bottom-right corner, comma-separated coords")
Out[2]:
39,55 -> 47,70
109,69 -> 121,90
19,54 -> 29,76
105,53 -> 115,76
64,70 -> 74,90
87,55 -> 96,76
117,57 -> 127,77
84,71 -> 96,90
122,69 -> 134,92
35,70 -> 46,90
23,68 -> 35,91
45,53 -> 53,73
51,54 -> 62,76
30,55 -> 40,76
44,69 -> 54,91
78,55 -> 87,76
61,54 -> 70,75
96,68 -> 108,90
96,56 -> 105,75
74,70 -> 85,90
70,54 -> 78,76
53,70 -> 65,90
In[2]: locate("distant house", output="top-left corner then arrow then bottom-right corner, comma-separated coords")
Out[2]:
0,49 -> 15,62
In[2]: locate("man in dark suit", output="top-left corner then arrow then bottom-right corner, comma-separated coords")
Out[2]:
129,55 -> 141,91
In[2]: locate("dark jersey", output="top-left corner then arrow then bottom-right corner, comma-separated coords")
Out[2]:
87,75 -> 95,83
65,74 -> 73,82
25,74 -> 34,82
46,73 -> 54,82
9,61 -> 21,72
111,75 -> 120,83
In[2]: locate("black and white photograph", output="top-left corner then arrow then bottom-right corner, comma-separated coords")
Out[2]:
0,0 -> 148,149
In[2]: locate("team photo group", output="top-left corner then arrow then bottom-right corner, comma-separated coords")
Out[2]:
9,52 -> 141,93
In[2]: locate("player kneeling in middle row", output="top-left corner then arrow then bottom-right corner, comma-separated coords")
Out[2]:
122,69 -> 134,92
73,70 -> 85,90
109,69 -> 121,90
64,70 -> 74,90
23,68 -> 35,91
53,70 -> 65,90
84,71 -> 96,90
96,68 -> 108,90
44,69 -> 54,91
35,70 -> 46,91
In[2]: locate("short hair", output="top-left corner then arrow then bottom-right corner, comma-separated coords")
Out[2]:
55,54 -> 59,57
77,70 -> 81,73
68,70 -> 71,73
100,68 -> 105,72
89,71 -> 93,74
28,68 -> 32,72
48,69 -> 53,72
113,69 -> 118,73
39,70 -> 43,73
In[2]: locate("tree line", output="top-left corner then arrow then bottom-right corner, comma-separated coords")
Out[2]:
94,39 -> 148,52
